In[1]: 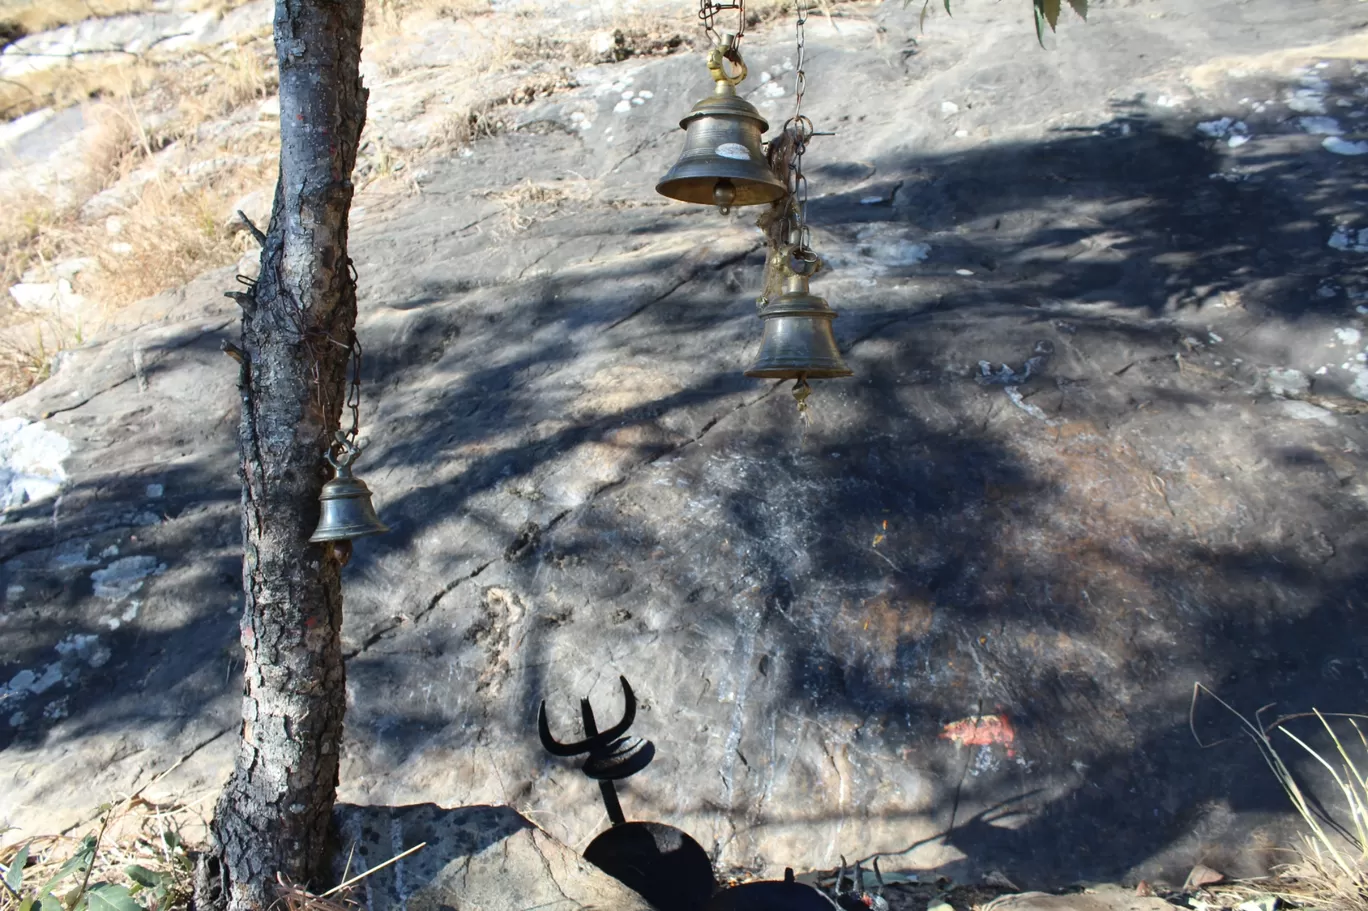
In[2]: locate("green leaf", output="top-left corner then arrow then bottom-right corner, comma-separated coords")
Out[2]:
158,832 -> 181,854
1033,2 -> 1047,46
40,854 -> 90,895
20,897 -> 34,911
87,884 -> 145,911
122,868 -> 163,890
1066,0 -> 1087,19
943,0 -> 953,15
6,844 -> 30,892
1042,0 -> 1061,30
919,0 -> 931,30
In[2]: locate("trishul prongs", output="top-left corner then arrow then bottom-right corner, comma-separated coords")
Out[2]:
538,675 -> 637,757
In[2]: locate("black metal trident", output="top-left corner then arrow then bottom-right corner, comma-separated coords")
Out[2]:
538,675 -> 655,826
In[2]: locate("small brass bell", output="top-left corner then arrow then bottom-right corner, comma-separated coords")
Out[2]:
746,269 -> 853,381
310,433 -> 389,543
656,43 -> 785,212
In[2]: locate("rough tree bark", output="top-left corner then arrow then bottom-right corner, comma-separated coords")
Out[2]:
196,1 -> 368,909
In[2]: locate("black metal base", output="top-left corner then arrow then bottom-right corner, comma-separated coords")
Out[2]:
583,821 -> 717,911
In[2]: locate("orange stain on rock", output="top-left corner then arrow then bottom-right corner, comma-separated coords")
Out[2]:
940,714 -> 1017,757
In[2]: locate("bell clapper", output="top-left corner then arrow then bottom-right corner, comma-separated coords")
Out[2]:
714,179 -> 736,214
793,375 -> 812,417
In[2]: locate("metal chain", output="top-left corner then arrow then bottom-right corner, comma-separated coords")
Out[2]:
698,0 -> 746,49
342,258 -> 363,446
783,0 -> 813,254
344,331 -> 362,443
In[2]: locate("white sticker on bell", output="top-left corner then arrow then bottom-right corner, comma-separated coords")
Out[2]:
715,143 -> 751,160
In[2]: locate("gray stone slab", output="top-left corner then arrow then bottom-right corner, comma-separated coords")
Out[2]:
985,886 -> 1176,911
331,804 -> 655,911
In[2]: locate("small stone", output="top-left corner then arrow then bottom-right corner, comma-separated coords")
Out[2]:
54,258 -> 97,280
1184,864 -> 1225,889
225,189 -> 272,234
941,101 -> 959,114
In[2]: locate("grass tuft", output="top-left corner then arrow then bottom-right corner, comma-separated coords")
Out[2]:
1192,684 -> 1368,911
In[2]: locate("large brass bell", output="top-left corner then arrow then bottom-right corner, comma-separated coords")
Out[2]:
310,433 -> 390,543
656,43 -> 785,212
746,260 -> 853,381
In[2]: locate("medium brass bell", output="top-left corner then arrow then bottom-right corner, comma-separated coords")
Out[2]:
745,270 -> 853,380
656,44 -> 785,212
310,434 -> 389,543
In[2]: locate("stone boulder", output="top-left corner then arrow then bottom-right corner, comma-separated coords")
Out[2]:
331,804 -> 655,911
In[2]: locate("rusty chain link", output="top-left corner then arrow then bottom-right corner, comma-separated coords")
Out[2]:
698,0 -> 746,49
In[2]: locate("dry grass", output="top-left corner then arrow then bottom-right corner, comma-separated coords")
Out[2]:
0,58 -> 158,121
0,789 -> 427,911
1193,685 -> 1368,911
0,0 -> 248,38
0,0 -> 151,37
0,53 -> 274,400
0,796 -> 198,911
170,39 -> 276,131
482,177 -> 594,234
0,12 -> 271,121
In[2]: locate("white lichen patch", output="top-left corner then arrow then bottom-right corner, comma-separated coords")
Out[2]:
1324,137 -> 1368,156
0,418 -> 72,509
1350,367 -> 1368,401
50,541 -> 99,571
101,600 -> 141,631
1334,327 -> 1363,346
91,555 -> 166,601
55,633 -> 110,668
1299,116 -> 1343,135
1287,89 -> 1327,114
0,632 -> 111,717
1197,118 -> 1250,147
1329,226 -> 1368,252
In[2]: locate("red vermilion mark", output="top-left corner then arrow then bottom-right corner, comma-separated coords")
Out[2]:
940,713 -> 1017,757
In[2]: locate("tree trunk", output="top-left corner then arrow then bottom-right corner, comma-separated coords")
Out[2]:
198,1 -> 368,909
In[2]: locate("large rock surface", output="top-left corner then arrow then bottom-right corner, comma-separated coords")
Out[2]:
3,0 -> 1368,893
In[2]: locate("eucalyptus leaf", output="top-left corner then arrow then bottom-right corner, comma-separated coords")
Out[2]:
1033,2 -> 1047,45
1042,0 -> 1061,30
87,884 -> 145,911
40,854 -> 89,895
1066,0 -> 1087,19
943,0 -> 953,15
6,844 -> 29,892
122,868 -> 164,890
20,897 -> 34,911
